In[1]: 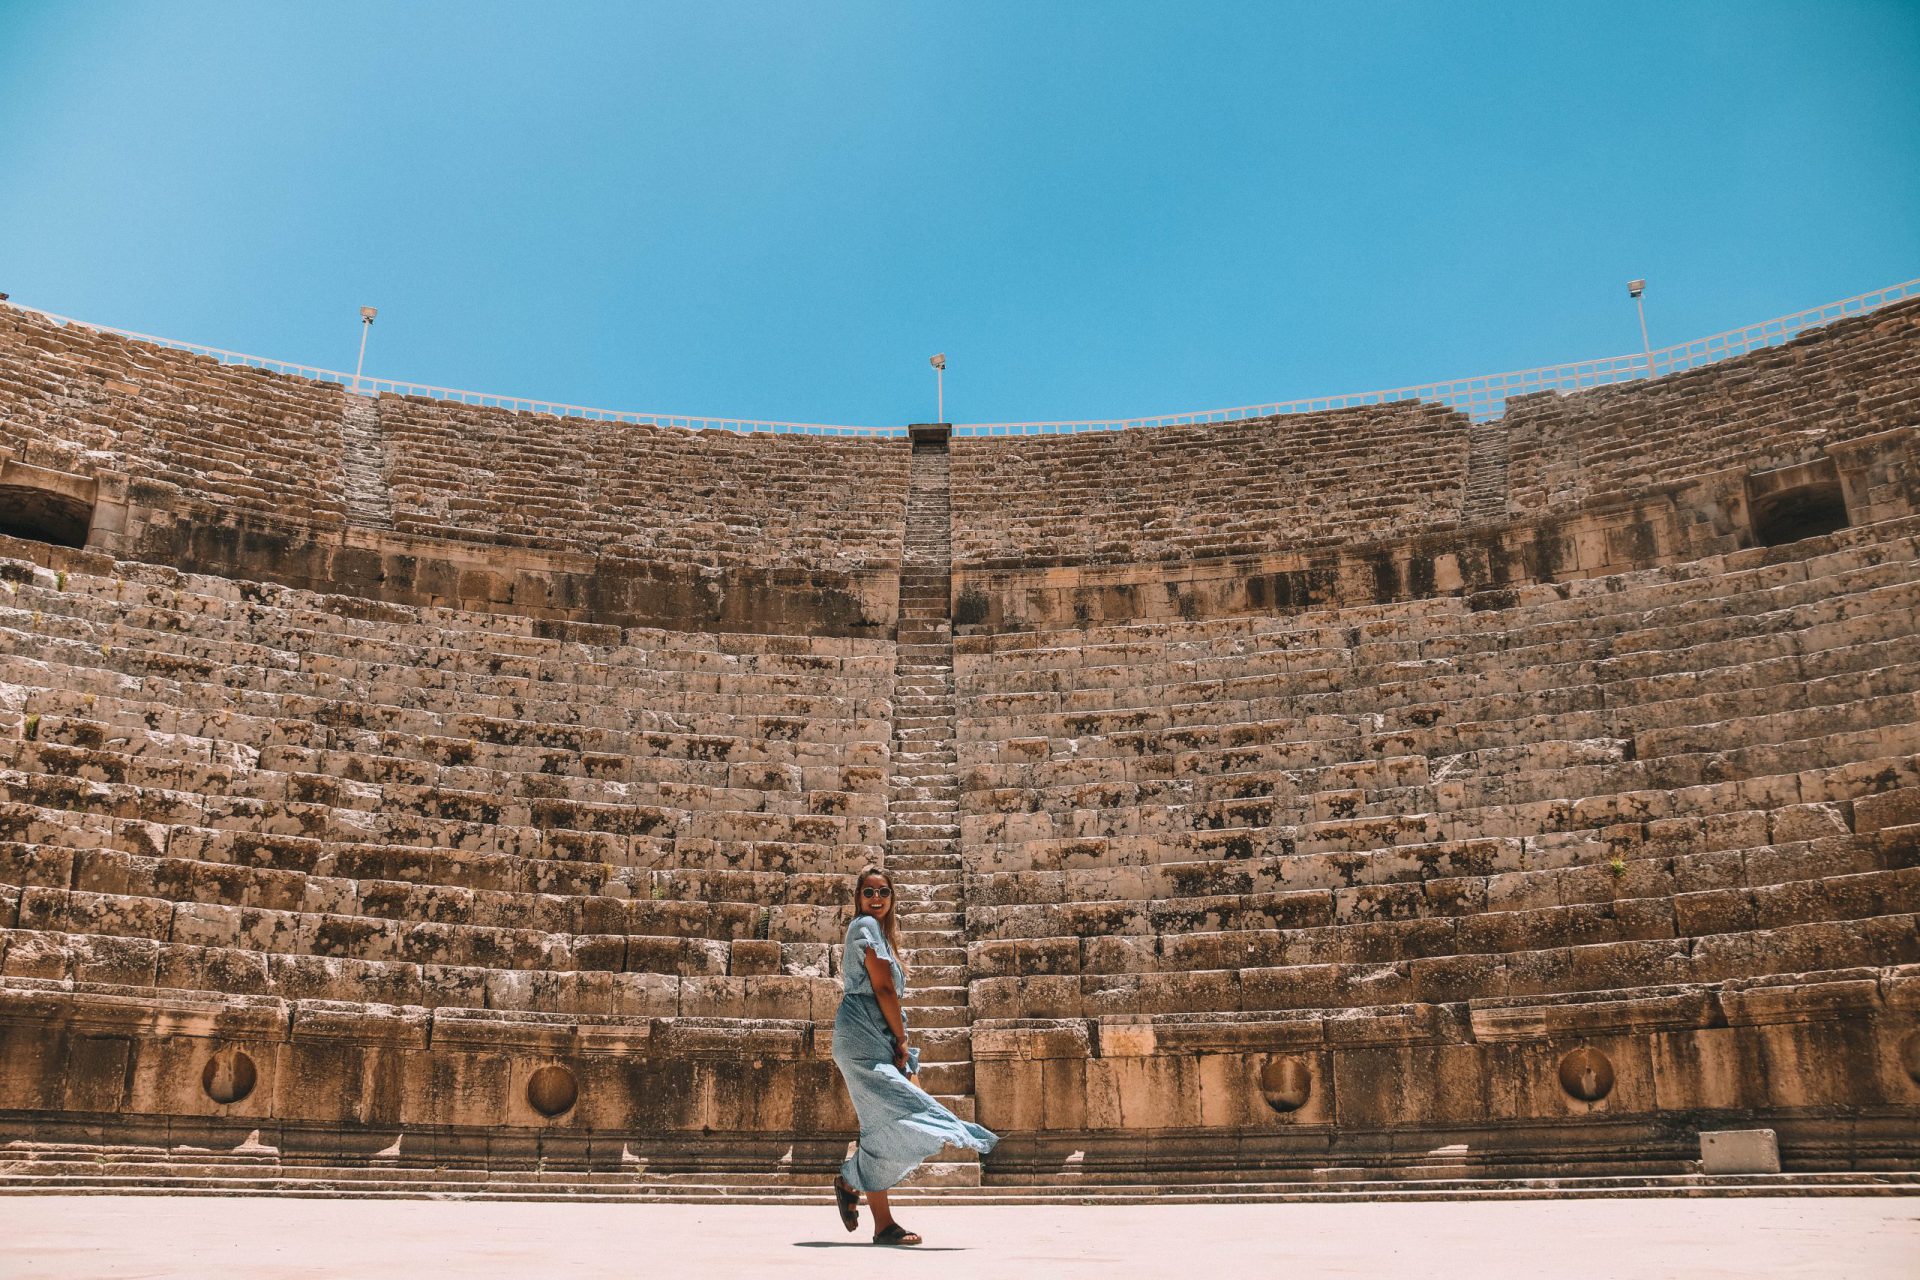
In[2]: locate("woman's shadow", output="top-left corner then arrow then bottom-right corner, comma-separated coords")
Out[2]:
794,1241 -> 967,1251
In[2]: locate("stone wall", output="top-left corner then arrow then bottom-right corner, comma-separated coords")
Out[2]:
950,400 -> 1470,570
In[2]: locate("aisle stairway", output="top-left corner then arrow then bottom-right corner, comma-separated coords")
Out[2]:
884,429 -> 981,1185
338,394 -> 394,530
1464,420 -> 1512,522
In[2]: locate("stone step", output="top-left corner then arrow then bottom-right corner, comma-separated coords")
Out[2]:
887,855 -> 960,875
937,1095 -> 976,1124
911,1025 -> 973,1055
892,886 -> 960,904
904,1004 -> 969,1029
906,963 -> 964,986
898,1158 -> 979,1189
916,1062 -> 975,1093
892,886 -> 959,904
890,881 -> 962,897
900,945 -> 965,966
4,1170 -> 1913,1205
900,910 -> 964,929
886,841 -> 958,860
886,854 -> 963,872
892,879 -> 960,895
902,985 -> 967,1007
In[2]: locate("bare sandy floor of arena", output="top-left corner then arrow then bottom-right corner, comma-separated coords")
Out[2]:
4,1195 -> 1916,1279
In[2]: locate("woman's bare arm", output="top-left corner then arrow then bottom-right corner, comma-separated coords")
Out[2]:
863,946 -> 911,1069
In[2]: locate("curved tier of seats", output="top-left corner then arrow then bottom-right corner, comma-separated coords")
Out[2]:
0,309 -> 350,529
949,400 -> 1470,570
376,396 -> 907,571
0,540 -> 892,1161
0,294 -> 1916,1192
955,516 -> 1920,1177
1505,298 -> 1920,516
0,308 -> 909,636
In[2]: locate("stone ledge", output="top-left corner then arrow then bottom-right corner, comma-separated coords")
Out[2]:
972,967 -> 1915,1059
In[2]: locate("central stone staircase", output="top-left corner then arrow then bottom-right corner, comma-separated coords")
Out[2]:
885,428 -> 980,1185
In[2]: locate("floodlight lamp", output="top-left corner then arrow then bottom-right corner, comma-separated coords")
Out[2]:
930,354 -> 946,371
360,307 -> 378,324
1627,280 -> 1646,299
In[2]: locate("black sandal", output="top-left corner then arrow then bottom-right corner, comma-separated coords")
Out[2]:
834,1176 -> 860,1232
873,1222 -> 923,1246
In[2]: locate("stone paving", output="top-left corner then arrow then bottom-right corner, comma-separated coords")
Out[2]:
5,1196 -> 1916,1279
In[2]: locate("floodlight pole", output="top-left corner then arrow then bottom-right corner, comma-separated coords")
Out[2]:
354,306 -> 378,393
930,353 -> 947,422
1628,281 -> 1653,380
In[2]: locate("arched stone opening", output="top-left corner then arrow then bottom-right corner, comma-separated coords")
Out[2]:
1746,458 -> 1850,548
0,483 -> 94,549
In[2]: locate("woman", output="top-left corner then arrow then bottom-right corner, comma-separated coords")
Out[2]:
831,866 -> 997,1246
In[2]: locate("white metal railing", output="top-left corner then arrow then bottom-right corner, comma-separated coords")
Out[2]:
953,275 -> 1920,434
7,275 -> 1916,436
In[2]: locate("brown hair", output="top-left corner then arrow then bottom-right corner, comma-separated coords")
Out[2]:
852,866 -> 908,974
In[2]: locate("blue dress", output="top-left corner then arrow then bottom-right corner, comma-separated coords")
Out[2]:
833,913 -> 998,1191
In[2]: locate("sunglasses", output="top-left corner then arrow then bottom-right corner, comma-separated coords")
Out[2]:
859,886 -> 892,899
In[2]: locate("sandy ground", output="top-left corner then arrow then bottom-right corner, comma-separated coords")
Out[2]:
3,1195 -> 1917,1279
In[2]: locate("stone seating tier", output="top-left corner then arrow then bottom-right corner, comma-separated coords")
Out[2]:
1504,297 -> 1920,515
949,400 -> 1469,569
953,517 -> 1920,1028
0,550 -> 897,1023
0,310 -> 350,528
376,396 -> 909,571
2,298 -> 1917,1186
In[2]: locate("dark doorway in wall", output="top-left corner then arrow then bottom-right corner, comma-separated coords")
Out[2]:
1751,478 -> 1849,547
0,485 -> 93,548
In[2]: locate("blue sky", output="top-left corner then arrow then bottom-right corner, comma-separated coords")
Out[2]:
2,2 -> 1916,427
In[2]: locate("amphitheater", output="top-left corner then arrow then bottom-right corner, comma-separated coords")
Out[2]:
1,283 -> 1918,1216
